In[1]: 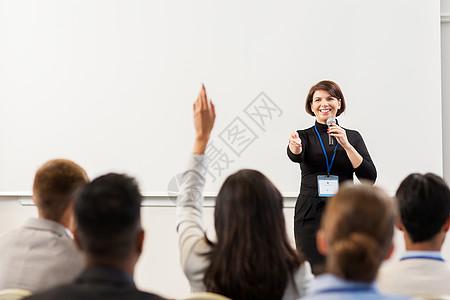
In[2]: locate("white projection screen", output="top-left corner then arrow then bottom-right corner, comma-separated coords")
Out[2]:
0,0 -> 442,197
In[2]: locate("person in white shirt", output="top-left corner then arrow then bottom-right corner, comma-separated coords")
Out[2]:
0,159 -> 89,293
377,173 -> 450,297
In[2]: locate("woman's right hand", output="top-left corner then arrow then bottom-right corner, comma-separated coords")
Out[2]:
289,132 -> 302,154
193,84 -> 216,154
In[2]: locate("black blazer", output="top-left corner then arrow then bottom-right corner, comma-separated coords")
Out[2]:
24,266 -> 166,300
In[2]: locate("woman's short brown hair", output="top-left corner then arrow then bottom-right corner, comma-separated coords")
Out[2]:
305,80 -> 346,117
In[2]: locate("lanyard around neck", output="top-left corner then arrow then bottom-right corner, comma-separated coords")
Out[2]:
314,125 -> 338,176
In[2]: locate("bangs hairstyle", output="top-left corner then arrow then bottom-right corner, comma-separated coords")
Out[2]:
305,80 -> 346,117
322,183 -> 394,283
33,159 -> 89,221
203,169 -> 303,300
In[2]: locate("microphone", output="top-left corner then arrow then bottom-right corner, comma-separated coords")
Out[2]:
326,117 -> 336,146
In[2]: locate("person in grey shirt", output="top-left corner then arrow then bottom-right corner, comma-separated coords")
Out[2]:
0,159 -> 89,293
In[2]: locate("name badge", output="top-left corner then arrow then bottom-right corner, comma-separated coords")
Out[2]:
317,175 -> 339,197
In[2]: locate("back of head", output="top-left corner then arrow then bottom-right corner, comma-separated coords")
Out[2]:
322,183 -> 394,283
75,173 -> 142,262
33,159 -> 89,221
396,173 -> 450,243
204,169 -> 302,300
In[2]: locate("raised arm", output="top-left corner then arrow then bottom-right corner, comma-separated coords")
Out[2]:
176,85 -> 216,289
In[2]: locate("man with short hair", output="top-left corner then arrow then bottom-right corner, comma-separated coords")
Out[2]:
0,159 -> 88,292
377,173 -> 450,297
26,173 -> 166,300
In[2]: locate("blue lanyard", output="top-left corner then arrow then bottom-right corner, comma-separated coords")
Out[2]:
314,125 -> 338,176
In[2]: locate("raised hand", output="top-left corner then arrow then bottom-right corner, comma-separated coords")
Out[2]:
193,84 -> 216,154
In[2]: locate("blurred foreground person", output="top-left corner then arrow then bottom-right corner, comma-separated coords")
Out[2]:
302,183 -> 407,300
378,173 -> 450,297
0,159 -> 88,292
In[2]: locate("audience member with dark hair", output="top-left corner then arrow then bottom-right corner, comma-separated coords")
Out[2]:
377,173 -> 450,297
0,159 -> 88,292
25,173 -> 166,300
303,183 -> 407,300
176,85 -> 313,300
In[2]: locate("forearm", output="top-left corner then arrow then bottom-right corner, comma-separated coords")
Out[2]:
176,155 -> 209,267
287,145 -> 303,163
193,137 -> 209,155
343,144 -> 363,169
176,155 -> 208,226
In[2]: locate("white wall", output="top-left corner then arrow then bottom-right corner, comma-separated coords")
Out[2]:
0,0 -> 443,197
382,0 -> 450,271
442,0 -> 450,181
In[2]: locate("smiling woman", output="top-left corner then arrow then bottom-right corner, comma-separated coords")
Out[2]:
287,80 -> 377,275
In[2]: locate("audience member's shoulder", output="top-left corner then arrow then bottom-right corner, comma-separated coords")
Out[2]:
24,286 -> 168,300
294,261 -> 314,283
137,291 -> 168,300
378,259 -> 450,298
23,284 -> 71,300
377,261 -> 411,293
0,226 -> 20,242
0,219 -> 37,241
383,295 -> 410,300
377,262 -> 399,279
282,261 -> 314,299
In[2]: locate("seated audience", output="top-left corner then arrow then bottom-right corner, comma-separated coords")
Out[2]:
25,173 -> 166,300
302,183 -> 408,300
0,159 -> 88,292
176,85 -> 313,300
377,173 -> 450,297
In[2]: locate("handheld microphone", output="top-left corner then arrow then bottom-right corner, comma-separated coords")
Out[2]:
326,117 -> 336,146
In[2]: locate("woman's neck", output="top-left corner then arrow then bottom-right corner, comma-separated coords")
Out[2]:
316,118 -> 327,125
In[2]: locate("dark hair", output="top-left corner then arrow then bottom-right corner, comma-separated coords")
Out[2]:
305,80 -> 346,117
396,173 -> 450,243
322,183 -> 394,283
75,173 -> 142,261
33,159 -> 89,221
203,169 -> 303,300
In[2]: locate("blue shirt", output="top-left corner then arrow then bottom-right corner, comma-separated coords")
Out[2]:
301,274 -> 410,300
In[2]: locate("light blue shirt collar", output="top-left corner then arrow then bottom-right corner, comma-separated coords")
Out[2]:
308,274 -> 376,296
401,250 -> 444,261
